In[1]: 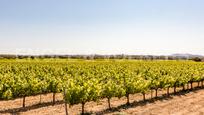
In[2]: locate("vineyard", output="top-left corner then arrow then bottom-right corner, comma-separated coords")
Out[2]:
0,59 -> 204,114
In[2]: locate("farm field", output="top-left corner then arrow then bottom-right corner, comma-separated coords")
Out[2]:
0,85 -> 204,115
0,59 -> 204,115
1,0 -> 204,114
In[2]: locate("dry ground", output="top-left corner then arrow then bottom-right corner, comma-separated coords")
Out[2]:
0,85 -> 204,115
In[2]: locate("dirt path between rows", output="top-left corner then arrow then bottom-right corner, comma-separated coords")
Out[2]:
1,85 -> 204,115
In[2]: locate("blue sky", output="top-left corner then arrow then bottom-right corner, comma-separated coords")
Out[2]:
0,0 -> 204,55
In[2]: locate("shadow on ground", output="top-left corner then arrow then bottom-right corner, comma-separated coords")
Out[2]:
0,100 -> 64,114
95,87 -> 202,115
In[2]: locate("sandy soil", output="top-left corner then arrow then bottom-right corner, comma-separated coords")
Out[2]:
0,84 -> 204,115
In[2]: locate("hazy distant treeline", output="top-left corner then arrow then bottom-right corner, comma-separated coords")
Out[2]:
0,54 -> 203,62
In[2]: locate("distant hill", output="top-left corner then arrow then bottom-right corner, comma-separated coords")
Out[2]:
171,53 -> 204,58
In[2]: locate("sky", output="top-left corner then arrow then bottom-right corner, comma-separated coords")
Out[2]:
0,0 -> 204,55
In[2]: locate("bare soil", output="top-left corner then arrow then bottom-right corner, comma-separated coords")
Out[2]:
0,84 -> 204,115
